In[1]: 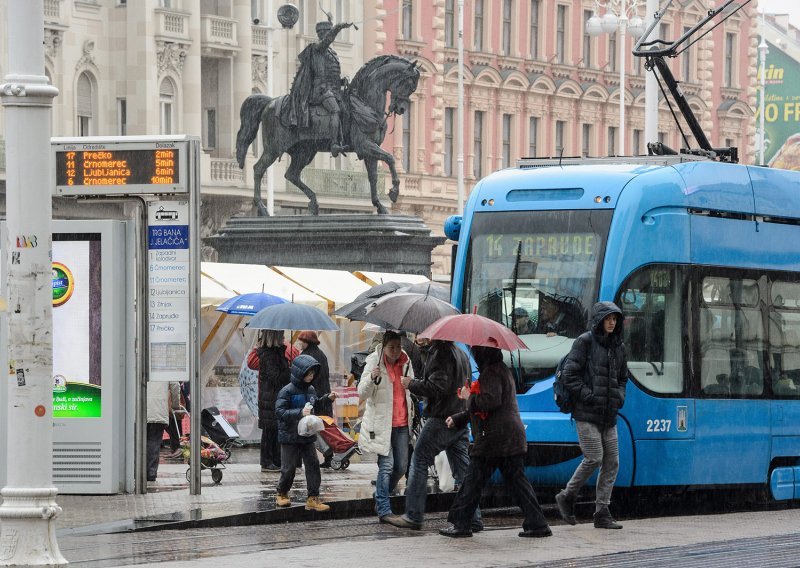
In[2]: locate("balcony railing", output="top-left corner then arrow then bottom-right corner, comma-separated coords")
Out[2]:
252,24 -> 269,53
210,158 -> 244,184
290,167 -> 385,200
201,15 -> 238,52
44,0 -> 60,20
155,8 -> 191,42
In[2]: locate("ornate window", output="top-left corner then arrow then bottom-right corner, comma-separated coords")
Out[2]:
76,72 -> 94,137
159,78 -> 175,135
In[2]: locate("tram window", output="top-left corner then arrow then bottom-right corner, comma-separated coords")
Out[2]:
770,281 -> 800,398
617,265 -> 684,394
700,276 -> 765,398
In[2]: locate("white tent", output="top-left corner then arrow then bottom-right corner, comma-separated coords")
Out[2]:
272,265 -> 370,308
355,270 -> 431,286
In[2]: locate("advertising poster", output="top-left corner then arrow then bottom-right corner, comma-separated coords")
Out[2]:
52,234 -> 102,417
757,41 -> 800,168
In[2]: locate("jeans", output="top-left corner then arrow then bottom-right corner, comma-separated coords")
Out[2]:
146,422 -> 166,481
276,442 -> 321,497
404,417 -> 481,527
260,425 -> 281,468
564,421 -> 619,506
374,426 -> 409,518
448,454 -> 548,532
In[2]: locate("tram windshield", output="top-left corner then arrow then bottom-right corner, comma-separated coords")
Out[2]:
463,209 -> 612,390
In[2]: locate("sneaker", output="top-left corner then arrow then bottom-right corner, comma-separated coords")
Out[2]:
379,514 -> 401,524
384,515 -> 422,530
261,463 -> 281,472
276,493 -> 291,507
556,490 -> 578,526
167,449 -> 183,459
305,496 -> 330,512
593,506 -> 623,529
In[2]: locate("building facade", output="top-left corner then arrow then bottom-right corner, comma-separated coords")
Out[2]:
367,0 -> 759,275
0,1 -> 760,278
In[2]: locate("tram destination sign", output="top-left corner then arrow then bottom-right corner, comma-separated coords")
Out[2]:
52,137 -> 189,196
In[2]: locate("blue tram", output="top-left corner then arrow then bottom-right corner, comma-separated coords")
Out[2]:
446,155 -> 800,500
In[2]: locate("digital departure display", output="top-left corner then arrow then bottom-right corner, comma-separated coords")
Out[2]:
52,138 -> 190,196
55,149 -> 178,187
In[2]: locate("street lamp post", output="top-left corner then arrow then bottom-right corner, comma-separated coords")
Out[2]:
0,0 -> 66,565
587,0 -> 646,156
758,9 -> 768,166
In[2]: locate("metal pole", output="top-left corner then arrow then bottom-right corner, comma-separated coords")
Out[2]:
456,0 -> 464,214
759,9 -> 768,165
0,0 -> 66,565
189,140 -> 202,495
619,0 -> 627,156
135,197 -> 149,494
644,0 -> 658,145
267,0 -> 275,214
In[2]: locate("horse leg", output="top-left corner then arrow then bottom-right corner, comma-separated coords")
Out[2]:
358,140 -> 401,211
364,158 -> 388,215
252,147 -> 280,217
285,146 -> 320,215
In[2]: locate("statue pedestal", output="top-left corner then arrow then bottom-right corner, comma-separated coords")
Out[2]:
204,214 -> 446,277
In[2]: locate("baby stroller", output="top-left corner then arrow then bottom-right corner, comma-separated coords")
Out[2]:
316,416 -> 361,470
178,406 -> 241,484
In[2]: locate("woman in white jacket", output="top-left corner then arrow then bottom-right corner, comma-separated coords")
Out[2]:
358,331 -> 416,523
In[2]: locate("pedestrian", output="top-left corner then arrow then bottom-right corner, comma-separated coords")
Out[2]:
296,331 -> 332,416
555,301 -> 628,530
274,353 -> 337,511
385,340 -> 482,531
257,329 -> 291,472
357,330 -> 417,523
439,345 -> 551,538
146,381 -> 181,482
296,330 -> 335,468
165,382 -> 185,459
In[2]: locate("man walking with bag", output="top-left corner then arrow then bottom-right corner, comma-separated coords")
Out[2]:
386,339 -> 482,531
555,301 -> 629,529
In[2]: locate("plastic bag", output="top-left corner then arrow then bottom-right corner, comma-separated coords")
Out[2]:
298,414 -> 324,437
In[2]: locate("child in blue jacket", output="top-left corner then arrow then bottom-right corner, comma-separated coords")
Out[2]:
274,353 -> 337,511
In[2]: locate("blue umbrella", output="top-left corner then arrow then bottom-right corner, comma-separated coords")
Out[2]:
246,302 -> 339,331
216,292 -> 287,316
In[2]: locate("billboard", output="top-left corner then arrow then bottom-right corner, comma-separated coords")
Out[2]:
757,41 -> 800,168
52,234 -> 102,418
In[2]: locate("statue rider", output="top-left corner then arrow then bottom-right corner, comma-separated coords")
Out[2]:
285,18 -> 353,157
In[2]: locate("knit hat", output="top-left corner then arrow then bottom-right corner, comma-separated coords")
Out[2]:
297,330 -> 320,345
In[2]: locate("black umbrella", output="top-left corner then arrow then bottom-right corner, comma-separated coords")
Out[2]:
334,281 -> 411,320
398,282 -> 451,302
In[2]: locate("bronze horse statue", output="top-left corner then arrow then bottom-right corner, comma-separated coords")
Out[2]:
236,55 -> 420,215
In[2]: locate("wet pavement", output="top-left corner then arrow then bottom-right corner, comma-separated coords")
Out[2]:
14,445 -> 800,566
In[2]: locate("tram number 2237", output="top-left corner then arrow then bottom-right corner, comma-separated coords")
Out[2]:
646,419 -> 672,432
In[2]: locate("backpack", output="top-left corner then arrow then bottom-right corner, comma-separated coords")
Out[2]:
553,332 -> 594,414
553,355 -> 574,414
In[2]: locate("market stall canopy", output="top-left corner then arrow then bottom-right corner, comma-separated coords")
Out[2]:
272,266 -> 371,308
201,273 -> 235,308
202,262 -> 327,309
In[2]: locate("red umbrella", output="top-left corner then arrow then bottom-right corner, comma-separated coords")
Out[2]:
417,313 -> 528,351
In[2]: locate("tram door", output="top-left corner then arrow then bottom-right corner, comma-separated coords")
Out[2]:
694,274 -> 771,485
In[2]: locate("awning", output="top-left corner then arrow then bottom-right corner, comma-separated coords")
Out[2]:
201,262 -> 327,309
272,266 -> 371,309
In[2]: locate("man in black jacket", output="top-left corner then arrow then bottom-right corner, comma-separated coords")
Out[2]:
385,340 -> 482,531
555,301 -> 629,529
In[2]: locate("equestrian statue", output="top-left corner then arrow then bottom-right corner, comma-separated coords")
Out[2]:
236,18 -> 420,216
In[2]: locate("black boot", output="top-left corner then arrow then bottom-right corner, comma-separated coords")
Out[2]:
555,490 -> 577,525
593,506 -> 623,529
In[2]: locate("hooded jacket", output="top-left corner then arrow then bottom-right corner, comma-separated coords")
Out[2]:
562,301 -> 629,427
275,354 -> 329,445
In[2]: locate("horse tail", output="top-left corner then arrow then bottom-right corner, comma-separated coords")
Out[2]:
236,94 -> 272,168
